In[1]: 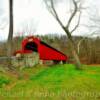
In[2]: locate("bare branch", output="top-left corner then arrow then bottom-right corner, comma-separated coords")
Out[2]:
50,0 -> 64,27
44,0 -> 65,29
71,11 -> 81,33
44,0 -> 56,17
66,0 -> 78,29
77,31 -> 97,54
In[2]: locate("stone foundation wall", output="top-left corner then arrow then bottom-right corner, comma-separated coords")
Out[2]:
12,52 -> 39,68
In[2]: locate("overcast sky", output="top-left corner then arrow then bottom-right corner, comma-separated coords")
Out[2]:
0,0 -> 100,40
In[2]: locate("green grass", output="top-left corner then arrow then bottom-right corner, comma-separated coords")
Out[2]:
0,76 -> 10,88
0,64 -> 100,100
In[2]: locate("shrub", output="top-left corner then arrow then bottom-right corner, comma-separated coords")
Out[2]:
0,76 -> 10,88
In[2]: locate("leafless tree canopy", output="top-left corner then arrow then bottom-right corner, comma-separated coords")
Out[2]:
44,0 -> 83,33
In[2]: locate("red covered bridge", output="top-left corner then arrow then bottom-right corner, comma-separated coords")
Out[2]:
14,36 -> 68,63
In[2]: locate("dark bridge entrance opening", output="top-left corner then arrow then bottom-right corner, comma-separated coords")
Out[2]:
25,42 -> 38,52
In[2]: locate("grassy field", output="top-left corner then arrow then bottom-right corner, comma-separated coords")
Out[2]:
0,64 -> 100,100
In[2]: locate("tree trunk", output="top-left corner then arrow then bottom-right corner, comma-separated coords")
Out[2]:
63,28 -> 82,69
7,0 -> 13,57
70,43 -> 82,69
6,0 -> 13,70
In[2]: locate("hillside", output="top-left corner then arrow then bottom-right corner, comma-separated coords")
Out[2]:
0,64 -> 100,100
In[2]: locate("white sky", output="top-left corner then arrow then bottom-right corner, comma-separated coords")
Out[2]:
0,0 -> 100,40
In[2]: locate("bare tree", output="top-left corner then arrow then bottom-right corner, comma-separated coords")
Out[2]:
44,0 -> 84,69
7,0 -> 13,57
3,0 -> 14,70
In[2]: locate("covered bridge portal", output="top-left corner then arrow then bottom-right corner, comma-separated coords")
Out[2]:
14,36 -> 68,62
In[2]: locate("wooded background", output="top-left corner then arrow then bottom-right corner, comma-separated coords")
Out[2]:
0,34 -> 100,64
